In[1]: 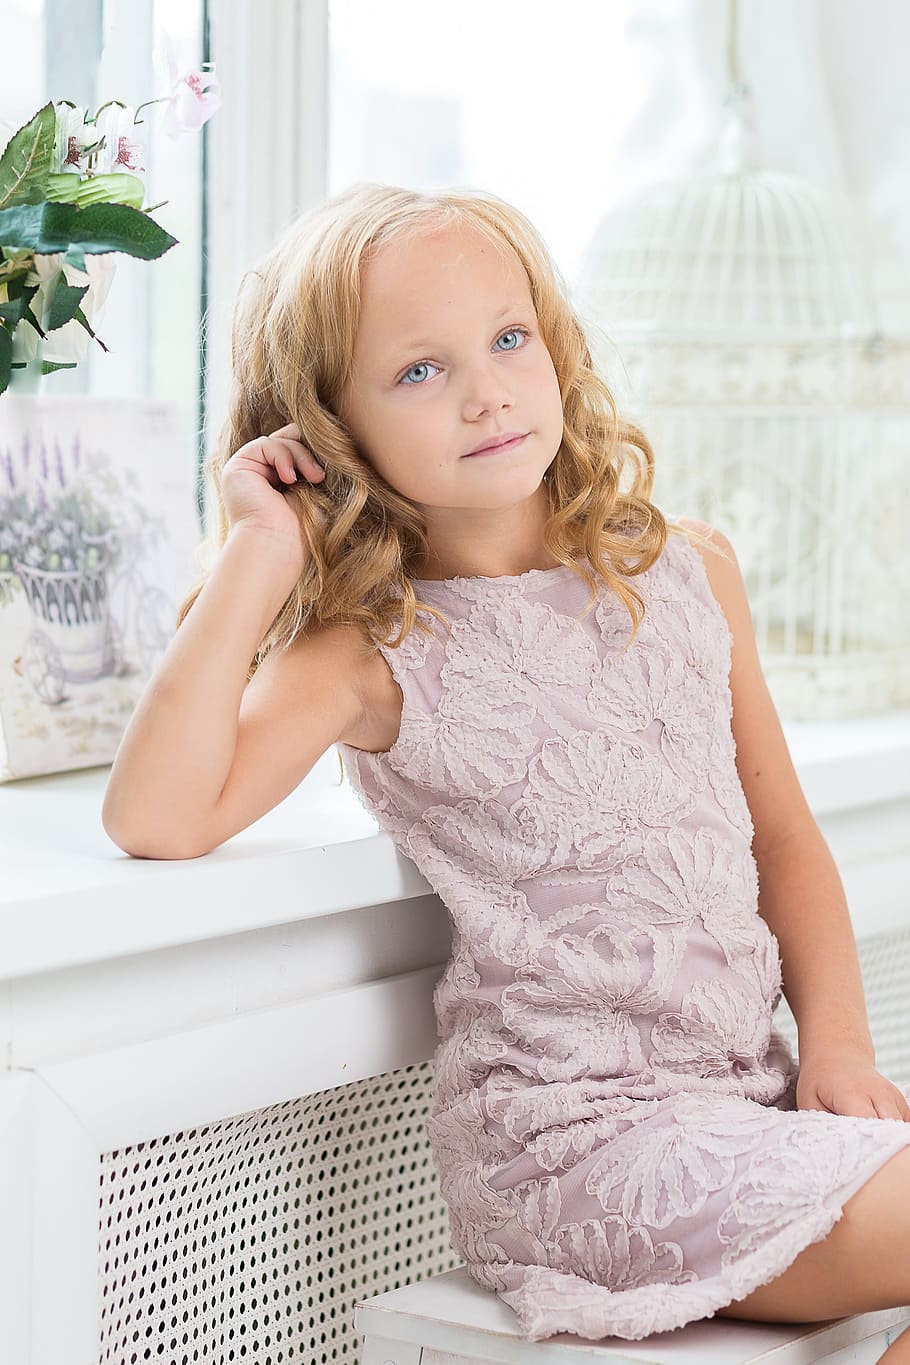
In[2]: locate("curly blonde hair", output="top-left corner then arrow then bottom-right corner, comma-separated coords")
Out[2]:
178,182 -> 719,679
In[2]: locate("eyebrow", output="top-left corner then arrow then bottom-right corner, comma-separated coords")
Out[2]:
391,302 -> 529,360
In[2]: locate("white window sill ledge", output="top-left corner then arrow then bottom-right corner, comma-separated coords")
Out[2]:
2,709 -> 909,981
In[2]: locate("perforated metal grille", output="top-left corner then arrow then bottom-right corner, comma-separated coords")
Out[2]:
97,925 -> 910,1365
98,1060 -> 460,1365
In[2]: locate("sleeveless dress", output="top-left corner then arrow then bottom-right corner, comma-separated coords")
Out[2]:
336,515 -> 910,1343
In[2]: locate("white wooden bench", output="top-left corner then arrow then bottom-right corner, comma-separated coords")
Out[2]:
355,1264 -> 910,1364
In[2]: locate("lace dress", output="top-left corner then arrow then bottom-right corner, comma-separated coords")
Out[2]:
336,516 -> 910,1343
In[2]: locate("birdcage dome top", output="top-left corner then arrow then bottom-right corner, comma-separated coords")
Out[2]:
574,169 -> 910,340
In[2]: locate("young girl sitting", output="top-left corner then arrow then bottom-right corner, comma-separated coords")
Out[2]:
103,182 -> 910,1354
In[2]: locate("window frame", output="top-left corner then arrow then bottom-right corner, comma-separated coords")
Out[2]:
202,0 -> 329,537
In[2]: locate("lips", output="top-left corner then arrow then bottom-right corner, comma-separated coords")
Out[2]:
464,432 -> 528,457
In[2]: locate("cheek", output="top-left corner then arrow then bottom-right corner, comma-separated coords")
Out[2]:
361,430 -> 438,497
539,359 -> 564,418
532,345 -> 559,387
343,399 -> 393,466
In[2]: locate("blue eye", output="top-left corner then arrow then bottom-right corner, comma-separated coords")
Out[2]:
495,328 -> 528,353
397,326 -> 531,386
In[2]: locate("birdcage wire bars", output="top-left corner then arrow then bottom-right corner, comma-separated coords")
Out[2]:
572,84 -> 910,720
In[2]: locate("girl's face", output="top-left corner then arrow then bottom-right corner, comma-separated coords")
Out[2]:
337,222 -> 564,517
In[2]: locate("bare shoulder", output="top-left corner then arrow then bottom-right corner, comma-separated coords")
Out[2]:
672,517 -> 735,578
671,516 -> 754,667
303,620 -> 402,754
671,516 -> 745,631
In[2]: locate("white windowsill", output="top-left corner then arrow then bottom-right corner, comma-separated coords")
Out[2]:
1,710 -> 909,981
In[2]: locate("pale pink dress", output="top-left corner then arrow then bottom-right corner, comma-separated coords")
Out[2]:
337,515 -> 910,1343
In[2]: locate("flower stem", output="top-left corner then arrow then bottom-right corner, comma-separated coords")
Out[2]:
91,99 -> 128,122
133,97 -> 169,123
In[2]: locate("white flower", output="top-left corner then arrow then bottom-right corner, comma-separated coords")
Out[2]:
90,103 -> 146,175
53,103 -> 99,173
11,252 -> 118,366
152,26 -> 222,139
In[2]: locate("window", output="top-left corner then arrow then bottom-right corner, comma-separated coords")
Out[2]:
327,0 -> 636,285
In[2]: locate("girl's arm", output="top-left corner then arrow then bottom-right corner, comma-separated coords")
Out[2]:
102,526 -> 360,859
678,519 -> 908,1122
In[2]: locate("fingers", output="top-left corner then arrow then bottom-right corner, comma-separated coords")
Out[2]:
874,1101 -> 908,1122
270,432 -> 325,483
228,424 -> 326,485
874,1089 -> 910,1123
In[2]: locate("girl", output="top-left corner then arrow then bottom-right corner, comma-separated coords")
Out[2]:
103,183 -> 910,1352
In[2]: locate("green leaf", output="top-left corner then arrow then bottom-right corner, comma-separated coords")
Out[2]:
71,201 -> 178,259
22,300 -> 46,338
40,360 -> 77,375
46,274 -> 89,332
0,200 -> 75,251
0,324 -> 11,394
44,172 -> 83,202
0,301 -> 21,323
1,278 -> 41,341
0,199 -> 178,260
73,305 -> 110,352
4,275 -> 39,307
4,272 -> 46,338
49,171 -> 146,210
0,102 -> 56,211
63,244 -> 87,272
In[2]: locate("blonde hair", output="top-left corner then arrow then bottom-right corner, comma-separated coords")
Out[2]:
177,182 -> 720,678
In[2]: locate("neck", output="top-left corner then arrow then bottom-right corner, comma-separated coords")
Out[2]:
413,482 -> 555,581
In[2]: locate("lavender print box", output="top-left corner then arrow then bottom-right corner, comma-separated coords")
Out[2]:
0,394 -> 200,781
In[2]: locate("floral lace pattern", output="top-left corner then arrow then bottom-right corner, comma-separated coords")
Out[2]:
337,517 -> 910,1342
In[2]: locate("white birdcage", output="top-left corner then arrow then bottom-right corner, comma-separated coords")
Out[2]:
571,66 -> 910,720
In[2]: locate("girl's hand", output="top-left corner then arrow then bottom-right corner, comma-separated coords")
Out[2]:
222,421 -> 327,563
796,1049 -> 910,1121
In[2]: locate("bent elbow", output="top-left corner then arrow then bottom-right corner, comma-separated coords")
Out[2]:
101,808 -> 215,861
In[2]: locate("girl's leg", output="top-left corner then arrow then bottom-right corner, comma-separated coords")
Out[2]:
879,1322 -> 910,1363
715,1144 -> 910,1323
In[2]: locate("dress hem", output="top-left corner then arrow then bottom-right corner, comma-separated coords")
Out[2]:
479,1124 -> 910,1343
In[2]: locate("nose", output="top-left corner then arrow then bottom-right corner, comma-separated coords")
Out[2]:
461,354 -> 514,418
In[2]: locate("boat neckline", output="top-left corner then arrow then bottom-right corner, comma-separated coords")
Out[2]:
410,561 -> 584,587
